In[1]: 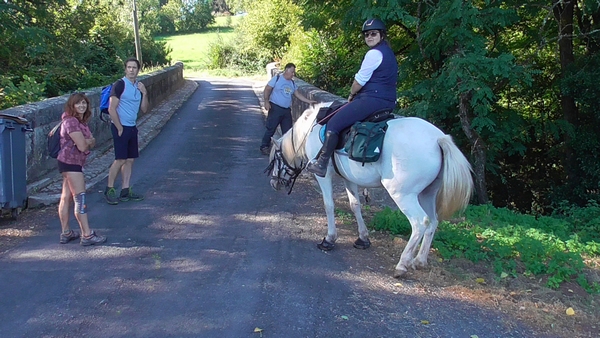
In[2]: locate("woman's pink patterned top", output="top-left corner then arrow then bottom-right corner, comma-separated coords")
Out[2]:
57,113 -> 92,167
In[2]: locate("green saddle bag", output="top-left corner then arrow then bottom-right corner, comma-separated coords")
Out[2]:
344,120 -> 389,165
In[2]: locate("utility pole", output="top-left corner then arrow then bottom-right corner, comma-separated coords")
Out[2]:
132,0 -> 143,65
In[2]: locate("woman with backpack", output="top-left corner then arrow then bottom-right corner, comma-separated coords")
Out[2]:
57,92 -> 107,246
306,18 -> 398,177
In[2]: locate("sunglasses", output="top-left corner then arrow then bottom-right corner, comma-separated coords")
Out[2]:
363,31 -> 379,38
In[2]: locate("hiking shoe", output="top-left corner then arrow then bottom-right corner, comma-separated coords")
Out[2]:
80,231 -> 107,246
104,187 -> 119,205
119,187 -> 144,202
260,146 -> 270,155
59,230 -> 80,244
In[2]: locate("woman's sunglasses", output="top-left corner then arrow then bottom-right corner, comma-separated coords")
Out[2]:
364,31 -> 379,38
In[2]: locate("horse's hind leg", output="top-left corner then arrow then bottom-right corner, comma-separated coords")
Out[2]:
344,180 -> 370,249
414,184 -> 440,269
386,192 -> 428,278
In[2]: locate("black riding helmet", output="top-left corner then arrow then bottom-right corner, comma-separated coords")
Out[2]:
362,18 -> 386,33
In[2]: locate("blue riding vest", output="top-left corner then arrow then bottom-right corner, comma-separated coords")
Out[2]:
358,43 -> 398,102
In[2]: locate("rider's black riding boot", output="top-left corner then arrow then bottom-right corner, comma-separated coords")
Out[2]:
307,130 -> 339,177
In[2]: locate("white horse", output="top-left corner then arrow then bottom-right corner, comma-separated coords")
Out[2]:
266,103 -> 474,278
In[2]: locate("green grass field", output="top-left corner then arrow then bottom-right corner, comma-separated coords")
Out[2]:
155,16 -> 242,78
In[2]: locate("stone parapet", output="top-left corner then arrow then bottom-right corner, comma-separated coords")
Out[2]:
291,78 -> 344,121
0,62 -> 184,185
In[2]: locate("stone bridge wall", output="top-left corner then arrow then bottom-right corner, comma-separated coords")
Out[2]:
0,62 -> 185,184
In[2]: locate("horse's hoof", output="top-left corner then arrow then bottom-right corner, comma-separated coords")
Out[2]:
317,238 -> 335,251
393,268 -> 408,279
414,260 -> 428,270
353,237 -> 371,249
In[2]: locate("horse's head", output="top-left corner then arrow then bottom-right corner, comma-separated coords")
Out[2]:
265,137 -> 303,193
264,102 -> 331,193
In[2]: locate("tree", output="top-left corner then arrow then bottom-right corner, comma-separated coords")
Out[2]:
297,0 -> 533,205
0,0 -> 171,107
212,0 -> 230,14
294,0 -> 600,212
227,0 -> 250,13
236,0 -> 302,61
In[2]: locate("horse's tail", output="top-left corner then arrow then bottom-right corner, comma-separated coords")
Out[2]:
436,135 -> 474,220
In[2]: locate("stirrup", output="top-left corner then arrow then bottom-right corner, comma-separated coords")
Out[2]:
307,160 -> 327,177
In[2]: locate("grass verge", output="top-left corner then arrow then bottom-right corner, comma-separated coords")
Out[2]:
371,204 -> 600,292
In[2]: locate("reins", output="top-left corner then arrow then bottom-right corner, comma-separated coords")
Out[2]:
316,103 -> 348,125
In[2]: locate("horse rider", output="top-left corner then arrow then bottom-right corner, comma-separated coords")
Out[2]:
306,18 -> 398,177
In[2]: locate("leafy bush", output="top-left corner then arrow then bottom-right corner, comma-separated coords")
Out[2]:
235,0 -> 302,61
0,0 -> 173,106
370,207 -> 411,236
283,28 -> 364,96
206,32 -> 272,74
0,75 -> 46,110
140,33 -> 173,68
206,35 -> 236,69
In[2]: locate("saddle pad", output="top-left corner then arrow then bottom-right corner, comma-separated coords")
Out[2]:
319,125 -> 348,150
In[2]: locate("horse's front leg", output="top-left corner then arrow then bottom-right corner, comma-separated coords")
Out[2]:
315,175 -> 337,250
344,180 -> 370,249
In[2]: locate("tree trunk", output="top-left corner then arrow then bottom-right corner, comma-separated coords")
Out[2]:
553,0 -> 579,186
458,90 -> 489,204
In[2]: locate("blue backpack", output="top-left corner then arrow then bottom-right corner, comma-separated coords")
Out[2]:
100,79 -> 124,121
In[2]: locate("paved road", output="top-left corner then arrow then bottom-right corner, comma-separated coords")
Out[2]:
0,79 -> 556,338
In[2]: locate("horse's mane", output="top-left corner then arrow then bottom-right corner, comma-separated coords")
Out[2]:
279,102 -> 332,165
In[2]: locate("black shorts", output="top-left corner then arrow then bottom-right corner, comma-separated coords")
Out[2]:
58,160 -> 82,173
111,124 -> 139,160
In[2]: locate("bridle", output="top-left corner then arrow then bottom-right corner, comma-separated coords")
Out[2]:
264,124 -> 311,195
265,148 -> 304,195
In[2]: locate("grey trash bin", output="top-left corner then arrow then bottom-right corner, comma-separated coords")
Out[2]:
0,113 -> 32,219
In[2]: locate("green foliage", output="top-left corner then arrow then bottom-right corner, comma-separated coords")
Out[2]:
552,200 -> 600,250
0,0 -> 172,104
224,16 -> 232,28
435,224 -> 488,262
227,0 -> 249,14
200,0 -> 304,73
370,207 -> 411,236
286,0 -> 600,214
140,32 -> 173,68
335,209 -> 354,225
0,75 -> 46,110
236,0 -> 302,62
206,34 -> 236,69
160,0 -> 214,33
284,29 -> 364,96
370,204 -> 600,292
158,27 -> 265,76
205,31 -> 272,73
